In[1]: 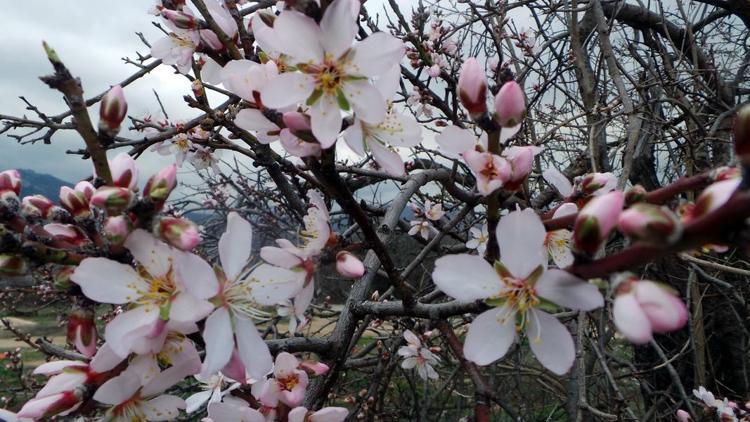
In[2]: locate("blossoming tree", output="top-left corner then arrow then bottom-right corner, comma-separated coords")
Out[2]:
1,0 -> 750,420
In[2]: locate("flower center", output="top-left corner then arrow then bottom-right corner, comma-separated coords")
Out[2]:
480,162 -> 501,180
278,374 -> 299,391
315,61 -> 344,94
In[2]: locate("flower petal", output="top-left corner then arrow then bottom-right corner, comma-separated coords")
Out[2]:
526,309 -> 575,375
497,208 -> 546,278
220,212 -> 253,281
543,168 -> 574,197
200,308 -> 234,378
342,121 -> 366,156
535,269 -> 603,311
435,126 -> 475,159
174,251 -> 219,299
320,0 -> 357,59
94,371 -> 141,405
613,293 -> 653,344
125,229 -> 173,278
261,73 -> 316,109
235,315 -> 273,380
71,258 -> 146,304
464,306 -> 517,365
310,94 -> 342,149
141,395 -> 185,421
347,32 -> 405,77
271,10 -> 324,63
343,80 -> 385,124
432,254 -> 502,301
260,246 -> 303,268
104,306 -> 160,357
169,292 -> 214,323
244,264 -> 300,306
369,139 -> 405,177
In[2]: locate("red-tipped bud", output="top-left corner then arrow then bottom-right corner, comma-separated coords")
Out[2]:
157,217 -> 200,251
17,390 -> 83,420
98,85 -> 127,136
579,172 -> 617,196
299,360 -> 330,376
53,266 -> 75,291
493,81 -> 525,127
0,254 -> 27,276
59,186 -> 90,218
43,223 -> 90,247
67,307 -> 97,358
712,166 -> 740,182
336,251 -> 365,278
733,104 -> 750,164
90,186 -> 133,215
0,170 -> 22,196
624,184 -> 647,205
573,191 -> 624,254
617,204 -> 682,244
457,58 -> 488,118
503,146 -> 542,191
103,215 -> 132,246
108,153 -> 138,190
161,9 -> 198,29
21,195 -> 55,219
691,178 -> 740,221
74,181 -> 95,202
144,164 -> 177,202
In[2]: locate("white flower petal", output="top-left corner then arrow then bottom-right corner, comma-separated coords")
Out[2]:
310,94 -> 343,149
174,251 -> 219,299
497,208 -> 546,278
94,371 -> 141,405
272,10 -> 324,63
543,168 -> 574,197
343,80 -> 386,124
369,140 -> 405,177
526,309 -> 575,375
432,254 -> 502,301
613,293 -> 653,344
71,258 -> 146,304
235,315 -> 273,380
464,306 -> 517,365
320,0 -> 357,59
201,308 -> 234,378
125,229 -> 173,278
261,73 -> 316,109
141,395 -> 185,421
220,212 -> 253,281
244,264 -> 301,306
347,32 -> 404,77
435,126 -> 475,159
535,269 -> 603,311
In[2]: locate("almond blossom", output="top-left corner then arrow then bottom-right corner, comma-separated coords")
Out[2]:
198,212 -> 299,381
398,330 -> 440,380
287,406 -> 349,422
185,373 -> 240,414
544,203 -> 578,268
71,230 -> 217,358
466,224 -> 489,255
254,352 -> 309,409
432,208 -> 604,374
260,0 -> 405,147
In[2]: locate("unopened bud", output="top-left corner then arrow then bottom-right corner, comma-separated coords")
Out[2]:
336,251 -> 365,278
691,178 -> 741,221
104,215 -> 132,246
157,216 -> 200,251
493,81 -> 525,128
107,153 -> 138,190
624,185 -> 647,205
21,195 -> 55,219
143,164 -> 177,202
67,307 -> 97,358
299,360 -> 330,376
74,181 -> 95,201
578,172 -> 616,196
734,103 -> 750,164
17,390 -> 82,420
457,58 -> 488,118
59,186 -> 90,218
0,254 -> 27,276
617,204 -> 682,244
90,186 -> 133,215
283,111 -> 312,132
0,170 -> 22,196
53,266 -> 75,291
43,223 -> 90,247
161,9 -> 197,29
573,191 -> 624,255
199,29 -> 223,50
99,85 -> 127,136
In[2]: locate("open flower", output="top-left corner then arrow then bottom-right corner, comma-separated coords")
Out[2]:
71,230 -> 217,357
432,208 -> 603,374
466,224 -> 489,255
256,352 -> 309,408
463,150 -> 511,196
261,0 -> 405,147
185,373 -> 240,414
544,203 -> 578,268
398,330 -> 440,380
199,212 -> 299,381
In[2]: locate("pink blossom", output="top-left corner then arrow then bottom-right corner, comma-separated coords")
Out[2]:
463,150 -> 512,196
90,186 -> 133,215
99,85 -> 127,135
578,172 -> 617,196
573,191 -> 624,254
432,208 -> 603,374
336,251 -> 365,278
617,203 -> 682,244
466,224 -> 489,255
0,169 -> 21,196
675,409 -> 691,422
493,81 -> 525,127
103,215 -> 132,245
691,178 -> 741,220
144,164 -> 178,202
107,153 -> 139,190
502,145 -> 543,191
158,216 -> 201,251
457,58 -> 488,117
612,276 -> 688,344
287,406 -> 349,422
151,27 -> 200,74
59,186 -> 90,218
67,308 -> 97,358
398,330 -> 440,380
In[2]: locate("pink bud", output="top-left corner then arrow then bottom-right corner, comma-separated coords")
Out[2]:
90,186 -> 133,215
336,251 -> 365,278
457,58 -> 488,117
734,103 -> 750,164
158,216 -> 201,251
21,195 -> 55,219
103,215 -> 132,245
99,85 -> 127,136
613,277 -> 688,344
17,391 -> 82,419
0,170 -> 22,196
43,223 -> 90,247
691,178 -> 740,220
67,308 -> 97,358
712,166 -> 740,182
502,146 -> 542,191
144,164 -> 178,202
107,153 -> 138,190
283,111 -> 312,132
624,184 -> 647,205
0,254 -> 27,276
493,81 -> 525,127
463,150 -> 512,196
161,9 -> 197,29
573,191 -> 624,254
299,360 -> 330,376
74,181 -> 95,202
578,172 -> 616,196
617,203 -> 682,244
199,29 -> 223,50
675,409 -> 691,422
59,186 -> 90,218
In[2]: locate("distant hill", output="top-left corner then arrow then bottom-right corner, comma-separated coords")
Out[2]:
18,169 -> 70,199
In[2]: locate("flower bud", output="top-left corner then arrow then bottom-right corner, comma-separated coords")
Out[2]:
734,103 -> 750,164
691,178 -> 740,221
74,181 -> 95,201
199,29 -> 223,50
457,58 -> 488,117
502,145 -> 542,191
624,184 -> 647,205
157,216 -> 200,251
98,85 -> 127,136
573,191 -> 624,254
336,251 -> 365,278
90,186 -> 133,215
493,81 -> 525,127
0,169 -> 22,196
617,203 -> 682,244
283,111 -> 312,132
712,165 -> 740,182
144,164 -> 177,202
161,9 -> 197,29
103,215 -> 132,246
0,254 -> 27,276
107,153 -> 138,190
17,390 -> 83,420
53,266 -> 75,291
578,172 -> 616,196
675,409 -> 690,422
43,223 -> 90,247
59,186 -> 90,218
21,195 -> 55,219
67,308 -> 97,358
300,360 -> 330,376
